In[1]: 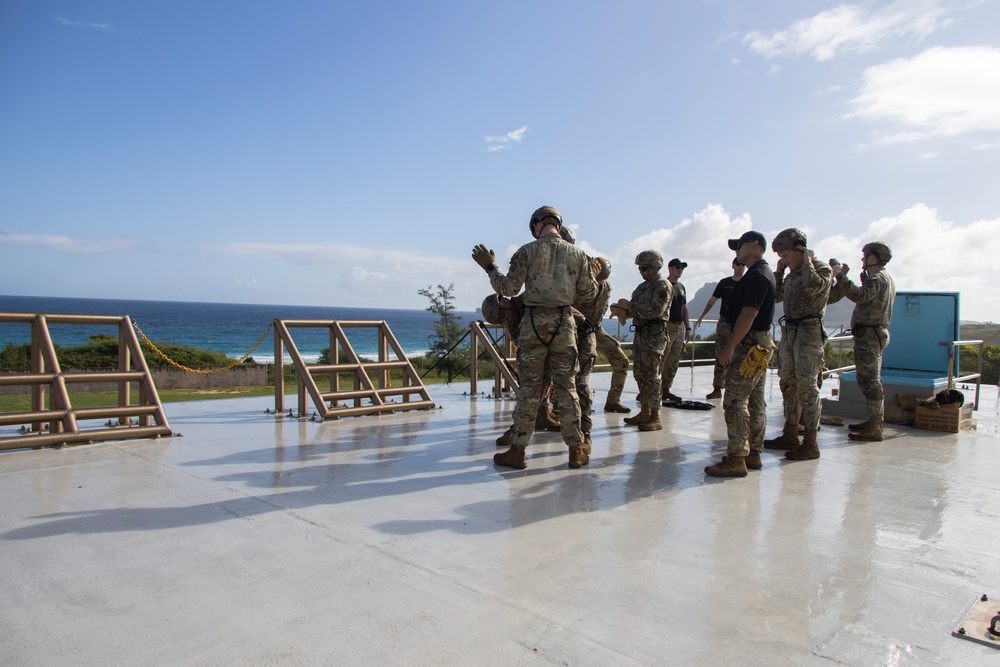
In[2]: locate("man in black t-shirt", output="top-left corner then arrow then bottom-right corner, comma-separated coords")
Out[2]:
694,257 -> 745,399
705,231 -> 776,479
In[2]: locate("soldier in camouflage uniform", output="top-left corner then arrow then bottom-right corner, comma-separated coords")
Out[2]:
610,250 -> 672,432
694,257 -> 745,399
827,242 -> 896,442
762,228 -> 834,461
659,258 -> 690,402
705,231 -> 776,478
472,206 -> 597,469
480,293 -> 541,448
571,257 -> 613,452
596,328 -> 631,413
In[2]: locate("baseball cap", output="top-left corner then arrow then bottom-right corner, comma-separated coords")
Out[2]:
668,258 -> 687,269
728,231 -> 766,251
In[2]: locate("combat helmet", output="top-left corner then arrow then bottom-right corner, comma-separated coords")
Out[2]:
634,250 -> 663,269
528,206 -> 563,239
481,294 -> 504,324
771,228 -> 808,253
559,226 -> 576,244
590,256 -> 612,281
863,241 -> 892,264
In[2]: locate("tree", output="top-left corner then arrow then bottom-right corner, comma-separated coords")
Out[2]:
418,283 -> 469,382
960,344 -> 1000,385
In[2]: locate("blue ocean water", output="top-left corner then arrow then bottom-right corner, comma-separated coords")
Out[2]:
0,295 -> 480,363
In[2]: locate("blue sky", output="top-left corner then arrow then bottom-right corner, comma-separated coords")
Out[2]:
2,1 -> 999,321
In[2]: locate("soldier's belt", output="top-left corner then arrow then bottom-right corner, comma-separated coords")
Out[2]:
630,318 -> 667,334
850,323 -> 886,337
779,313 -> 822,328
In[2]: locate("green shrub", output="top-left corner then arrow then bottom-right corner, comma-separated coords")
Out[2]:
0,334 -> 235,371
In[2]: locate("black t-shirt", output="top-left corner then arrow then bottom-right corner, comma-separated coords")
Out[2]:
726,260 -> 775,331
668,282 -> 686,322
713,277 -> 740,320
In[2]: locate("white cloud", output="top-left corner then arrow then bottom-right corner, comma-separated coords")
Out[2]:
807,204 -> 996,321
584,203 -> 993,322
848,46 -> 1000,144
483,125 -> 528,152
232,278 -> 267,289
0,231 -> 142,253
216,205 -> 994,320
220,240 -> 478,309
744,0 -> 969,61
56,16 -> 112,31
814,84 -> 845,96
594,204 -> 755,296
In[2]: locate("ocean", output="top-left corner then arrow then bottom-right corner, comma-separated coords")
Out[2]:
0,295 -> 481,364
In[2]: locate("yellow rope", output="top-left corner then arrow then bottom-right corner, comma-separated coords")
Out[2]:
133,321 -> 273,374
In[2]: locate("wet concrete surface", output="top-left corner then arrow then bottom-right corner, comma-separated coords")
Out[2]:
2,369 -> 999,665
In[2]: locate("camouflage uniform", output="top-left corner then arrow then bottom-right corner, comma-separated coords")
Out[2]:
712,320 -> 733,389
504,296 -> 554,393
774,256 -> 833,430
488,230 -> 598,449
659,282 -> 687,393
828,266 -> 896,422
708,275 -> 741,390
572,280 -> 612,434
722,259 -> 776,457
723,330 -> 775,456
596,327 -> 630,405
627,276 -> 672,409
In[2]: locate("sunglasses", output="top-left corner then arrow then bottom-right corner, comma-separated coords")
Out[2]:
637,265 -> 651,271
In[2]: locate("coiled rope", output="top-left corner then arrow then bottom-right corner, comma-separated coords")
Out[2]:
133,321 -> 273,374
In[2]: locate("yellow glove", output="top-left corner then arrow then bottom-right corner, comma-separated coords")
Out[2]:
739,344 -> 771,378
472,244 -> 496,271
608,304 -> 627,326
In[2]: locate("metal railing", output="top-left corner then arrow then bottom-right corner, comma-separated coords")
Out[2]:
593,317 -> 717,374
272,319 -> 434,419
818,333 -> 984,411
950,339 -> 984,410
0,312 -> 172,451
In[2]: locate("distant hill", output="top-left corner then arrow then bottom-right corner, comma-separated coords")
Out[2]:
959,322 -> 1000,344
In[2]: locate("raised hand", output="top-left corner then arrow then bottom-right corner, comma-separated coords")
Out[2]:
472,244 -> 496,271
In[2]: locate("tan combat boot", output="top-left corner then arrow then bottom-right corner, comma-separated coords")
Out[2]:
705,387 -> 722,400
763,422 -> 800,450
496,425 -> 513,447
535,404 -> 561,431
662,389 -> 681,402
638,407 -> 663,431
568,445 -> 590,468
745,450 -> 762,470
704,455 -> 748,478
604,402 -> 631,413
848,420 -> 871,432
848,421 -> 883,441
494,446 -> 527,470
785,428 -> 820,460
623,404 -> 651,425
582,431 -> 592,455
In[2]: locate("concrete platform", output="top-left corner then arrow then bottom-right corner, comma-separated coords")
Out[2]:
2,368 -> 999,665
